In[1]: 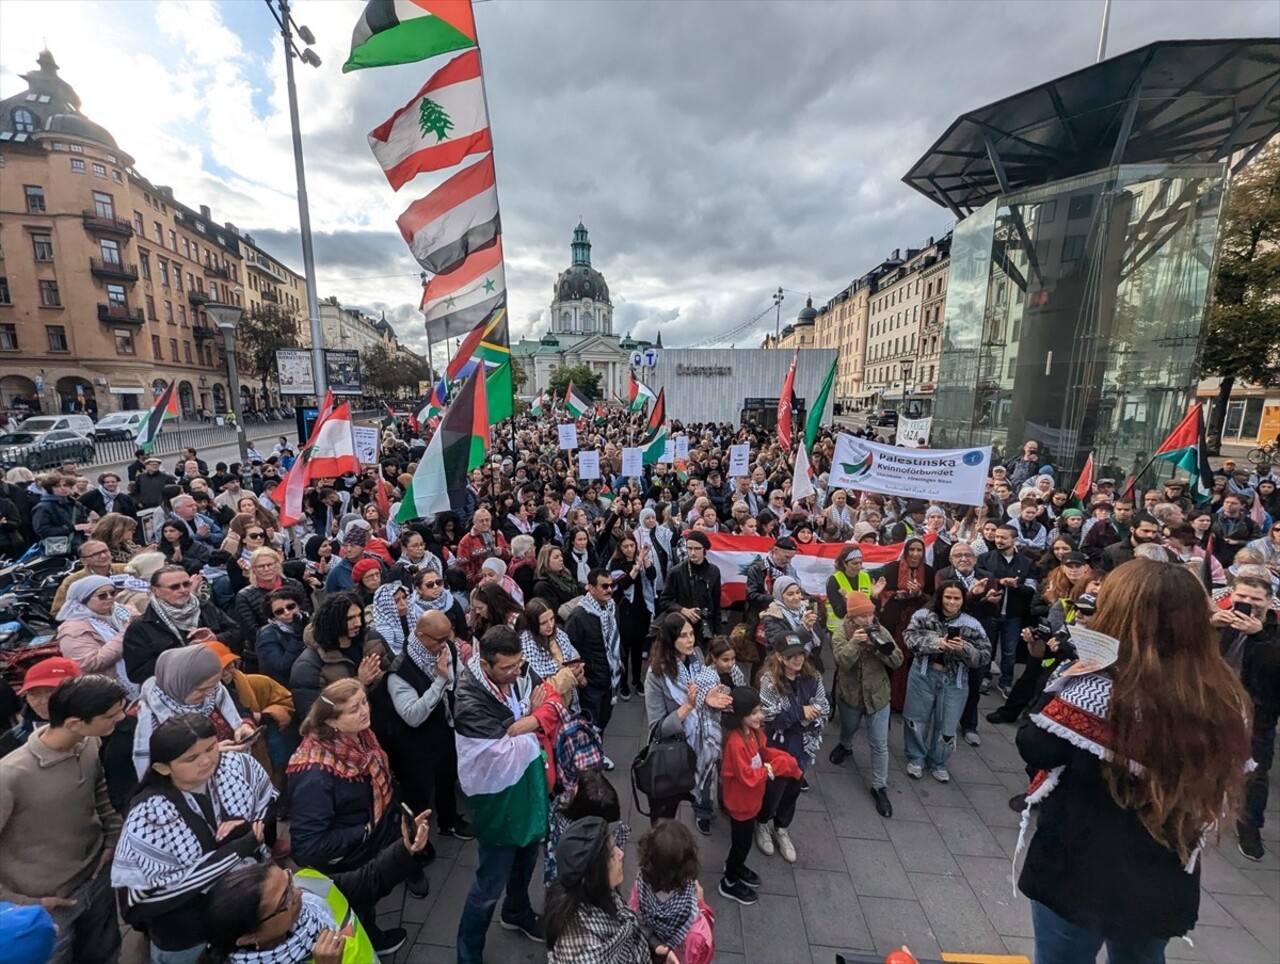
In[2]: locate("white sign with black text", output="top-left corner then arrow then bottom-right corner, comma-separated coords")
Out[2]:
728,443 -> 751,478
577,450 -> 600,479
558,423 -> 579,450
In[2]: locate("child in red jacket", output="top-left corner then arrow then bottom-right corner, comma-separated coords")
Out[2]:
718,686 -> 801,906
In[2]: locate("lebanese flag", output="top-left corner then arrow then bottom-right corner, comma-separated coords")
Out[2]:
778,349 -> 798,450
398,154 -> 499,275
1071,452 -> 1094,503
305,402 -> 361,479
368,50 -> 491,191
272,390 -> 335,525
419,238 -> 505,340
706,531 -> 930,607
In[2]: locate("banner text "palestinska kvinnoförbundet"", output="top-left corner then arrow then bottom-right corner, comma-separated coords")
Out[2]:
829,433 -> 991,505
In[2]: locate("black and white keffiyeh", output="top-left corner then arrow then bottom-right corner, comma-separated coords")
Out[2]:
577,595 -> 621,687
634,876 -> 698,947
546,893 -> 649,964
229,890 -> 334,964
150,594 -> 204,640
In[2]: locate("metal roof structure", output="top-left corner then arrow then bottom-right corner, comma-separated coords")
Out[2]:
903,39 -> 1280,216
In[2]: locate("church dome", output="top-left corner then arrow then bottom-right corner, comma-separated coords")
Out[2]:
540,330 -> 560,347
44,112 -> 118,150
795,296 -> 817,326
555,263 -> 610,304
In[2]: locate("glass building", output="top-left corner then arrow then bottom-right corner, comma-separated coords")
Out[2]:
902,39 -> 1280,481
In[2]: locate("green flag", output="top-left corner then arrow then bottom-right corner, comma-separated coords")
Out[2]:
485,359 -> 513,424
805,358 -> 837,451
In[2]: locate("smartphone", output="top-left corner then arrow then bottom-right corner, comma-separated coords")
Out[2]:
1232,601 -> 1254,616
563,657 -> 585,667
400,802 -> 416,823
234,726 -> 265,746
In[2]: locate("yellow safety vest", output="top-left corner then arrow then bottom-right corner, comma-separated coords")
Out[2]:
296,869 -> 377,964
827,568 -> 873,633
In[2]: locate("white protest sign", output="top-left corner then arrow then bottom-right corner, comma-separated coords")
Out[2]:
663,439 -> 676,464
728,443 -> 751,478
1060,627 -> 1120,677
675,435 -> 690,460
577,450 -> 600,479
621,447 -> 643,477
897,415 -> 933,449
558,423 -> 579,450
829,433 -> 991,505
352,425 -> 379,466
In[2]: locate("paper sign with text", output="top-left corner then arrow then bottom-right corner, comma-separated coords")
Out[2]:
675,435 -> 690,460
577,450 -> 600,479
558,423 -> 579,450
728,443 -> 751,478
621,447 -> 643,477
352,425 -> 380,466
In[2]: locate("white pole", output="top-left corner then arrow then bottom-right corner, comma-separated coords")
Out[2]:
1096,0 -> 1112,63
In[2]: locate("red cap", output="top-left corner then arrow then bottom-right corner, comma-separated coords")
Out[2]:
19,657 -> 82,694
352,558 -> 381,584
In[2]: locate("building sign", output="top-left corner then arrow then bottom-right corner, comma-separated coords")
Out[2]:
676,364 -> 732,376
276,349 -> 316,396
323,349 -> 363,396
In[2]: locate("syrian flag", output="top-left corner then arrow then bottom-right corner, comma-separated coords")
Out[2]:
706,532 -> 931,606
420,240 -> 505,341
272,390 -> 336,525
1150,403 -> 1215,503
628,370 -> 656,413
778,349 -> 798,450
564,381 -> 591,419
397,365 -> 488,523
791,442 -> 816,505
345,0 -> 478,73
398,154 -> 499,274
1071,452 -> 1095,503
136,381 -> 179,453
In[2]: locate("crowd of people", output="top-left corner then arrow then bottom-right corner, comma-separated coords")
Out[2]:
0,408 -> 1276,964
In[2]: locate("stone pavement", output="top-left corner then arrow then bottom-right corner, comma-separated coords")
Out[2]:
378,686 -> 1280,964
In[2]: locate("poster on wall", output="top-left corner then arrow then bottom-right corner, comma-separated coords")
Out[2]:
275,349 -> 316,396
324,350 -> 363,396
829,433 -> 991,505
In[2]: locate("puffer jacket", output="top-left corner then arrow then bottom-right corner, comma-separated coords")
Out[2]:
831,618 -> 903,714
288,627 -> 389,720
902,609 -> 991,672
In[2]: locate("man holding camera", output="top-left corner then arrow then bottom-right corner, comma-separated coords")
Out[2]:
657,531 -> 723,644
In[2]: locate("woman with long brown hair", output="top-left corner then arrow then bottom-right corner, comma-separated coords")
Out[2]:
1016,559 -> 1251,963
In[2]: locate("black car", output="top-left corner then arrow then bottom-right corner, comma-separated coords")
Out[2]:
867,409 -> 899,428
0,430 -> 96,470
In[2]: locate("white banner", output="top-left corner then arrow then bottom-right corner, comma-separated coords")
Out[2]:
728,443 -> 750,478
829,433 -> 991,505
675,435 -> 690,460
663,439 -> 676,464
558,423 -> 578,450
621,447 -> 643,477
577,450 -> 600,479
898,416 -> 933,449
352,425 -> 380,466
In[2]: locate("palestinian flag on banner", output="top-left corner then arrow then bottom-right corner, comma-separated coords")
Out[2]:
344,0 -> 477,73
705,532 -> 935,607
804,357 -> 837,450
136,381 -> 180,453
1150,403 -> 1215,503
628,370 -> 656,413
397,364 -> 488,522
453,666 -> 548,847
564,381 -> 591,419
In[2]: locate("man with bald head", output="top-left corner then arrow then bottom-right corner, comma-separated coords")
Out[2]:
52,540 -> 126,612
457,507 -> 511,587
370,610 -> 474,840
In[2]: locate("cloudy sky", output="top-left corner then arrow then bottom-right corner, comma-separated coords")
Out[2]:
2,0 -> 1275,365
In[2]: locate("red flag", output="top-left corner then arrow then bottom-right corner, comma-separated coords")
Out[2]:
644,389 -> 666,438
1153,405 -> 1203,456
778,349 -> 798,450
375,473 -> 391,523
272,391 -> 335,525
1071,452 -> 1095,502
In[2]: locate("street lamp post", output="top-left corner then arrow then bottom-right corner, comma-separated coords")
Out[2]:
900,358 -> 914,416
206,303 -> 249,466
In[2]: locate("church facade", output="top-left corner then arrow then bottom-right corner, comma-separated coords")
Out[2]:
511,222 -> 651,400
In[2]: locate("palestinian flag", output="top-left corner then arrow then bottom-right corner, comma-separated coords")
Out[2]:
344,0 -> 477,73
594,402 -> 608,425
1150,403 -> 1215,503
453,667 -> 548,847
530,393 -> 546,417
628,370 -> 656,413
804,357 -> 837,450
397,365 -> 488,523
136,381 -> 180,453
417,381 -> 448,424
564,381 -> 591,419
639,425 -> 669,466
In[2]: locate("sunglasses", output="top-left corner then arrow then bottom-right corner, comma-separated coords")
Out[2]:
246,532 -> 266,539
92,589 -> 118,600
159,580 -> 192,590
272,602 -> 298,617
422,579 -> 442,589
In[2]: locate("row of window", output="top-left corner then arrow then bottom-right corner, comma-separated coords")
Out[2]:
0,322 -> 68,353
0,318 -> 211,365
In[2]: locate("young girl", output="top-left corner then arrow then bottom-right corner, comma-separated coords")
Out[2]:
690,637 -> 747,835
630,820 -> 716,964
719,687 -> 801,906
706,636 -> 746,689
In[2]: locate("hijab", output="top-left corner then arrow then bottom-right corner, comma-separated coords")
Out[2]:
154,645 -> 222,705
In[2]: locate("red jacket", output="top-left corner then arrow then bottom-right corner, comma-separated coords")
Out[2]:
457,529 -> 512,585
721,727 -> 801,821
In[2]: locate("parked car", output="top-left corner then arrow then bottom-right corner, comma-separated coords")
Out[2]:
867,409 -> 899,428
93,410 -> 146,440
0,430 -> 96,471
17,414 -> 96,436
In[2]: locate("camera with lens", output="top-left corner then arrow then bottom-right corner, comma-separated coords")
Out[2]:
696,608 -> 714,640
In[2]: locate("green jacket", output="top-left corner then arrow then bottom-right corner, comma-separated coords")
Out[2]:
831,620 -> 903,714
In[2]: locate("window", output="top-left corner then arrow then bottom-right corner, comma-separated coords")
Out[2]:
169,338 -> 179,362
70,158 -> 85,173
168,230 -> 176,251
181,238 -> 190,259
183,342 -> 193,364
92,191 -> 114,219
164,301 -> 174,324
92,162 -> 107,178
145,294 -> 156,320
52,141 -> 66,151
1039,200 -> 1057,224
1062,234 -> 1086,262
1068,195 -> 1093,220
186,273 -> 195,292
209,281 -> 218,300
114,329 -> 135,355
0,277 -> 8,304
100,239 -> 121,265
178,305 -> 187,326
173,265 -> 182,290
11,108 -> 35,133
47,325 -> 68,352
153,222 -> 162,244
39,280 -> 60,307
139,251 -> 151,281
32,233 -> 53,261
151,334 -> 162,358
24,185 -> 45,213
106,284 -> 127,309
69,143 -> 83,153
0,324 -> 17,350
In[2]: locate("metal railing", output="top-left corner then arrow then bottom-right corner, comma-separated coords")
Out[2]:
89,257 -> 138,281
81,211 -> 135,236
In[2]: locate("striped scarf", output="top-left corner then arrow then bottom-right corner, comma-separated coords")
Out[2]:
287,729 -> 394,825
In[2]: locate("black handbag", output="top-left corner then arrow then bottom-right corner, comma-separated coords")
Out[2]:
630,720 -> 697,817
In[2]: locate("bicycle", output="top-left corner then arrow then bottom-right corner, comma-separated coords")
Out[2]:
1246,439 -> 1278,466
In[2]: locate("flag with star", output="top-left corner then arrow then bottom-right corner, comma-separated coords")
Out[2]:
419,238 -> 505,340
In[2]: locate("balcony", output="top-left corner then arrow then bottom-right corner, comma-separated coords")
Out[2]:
187,288 -> 210,305
248,255 -> 288,284
260,288 -> 279,304
97,302 -> 144,325
203,263 -> 230,280
193,324 -> 217,341
82,211 -> 134,238
89,257 -> 138,282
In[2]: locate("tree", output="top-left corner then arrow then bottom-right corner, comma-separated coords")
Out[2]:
235,304 -> 300,398
1201,143 -> 1280,451
509,355 -> 529,395
419,97 -> 454,143
547,364 -> 600,401
360,343 -> 430,398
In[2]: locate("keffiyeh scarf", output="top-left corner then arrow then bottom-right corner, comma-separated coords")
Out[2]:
371,584 -> 409,655
577,595 -> 621,687
286,729 -> 394,825
150,594 -> 203,640
229,890 -> 334,964
662,653 -> 723,787
634,876 -> 699,947
547,894 -> 649,964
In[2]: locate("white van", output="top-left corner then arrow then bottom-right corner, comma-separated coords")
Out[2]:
93,411 -> 147,439
18,414 -> 97,437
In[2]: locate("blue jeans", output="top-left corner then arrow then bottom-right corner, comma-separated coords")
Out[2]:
151,946 -> 204,964
987,614 -> 1023,688
902,665 -> 966,770
48,871 -> 120,964
836,701 -> 890,789
1031,900 -> 1166,964
456,840 -> 540,964
692,764 -> 717,821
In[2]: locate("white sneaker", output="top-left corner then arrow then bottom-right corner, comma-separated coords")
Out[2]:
931,767 -> 951,783
754,821 -> 775,856
906,762 -> 923,779
773,826 -> 797,863
602,756 -> 615,771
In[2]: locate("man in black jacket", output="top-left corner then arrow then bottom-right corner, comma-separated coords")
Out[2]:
657,531 -> 723,643
78,472 -> 137,522
565,568 -> 622,740
1100,512 -> 1162,572
131,457 -> 175,510
122,565 -> 243,682
979,525 -> 1037,697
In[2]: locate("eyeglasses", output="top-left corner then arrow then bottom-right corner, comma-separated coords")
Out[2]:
272,602 -> 298,617
158,580 -> 192,590
82,548 -> 112,559
92,589 -> 118,600
259,869 -> 295,925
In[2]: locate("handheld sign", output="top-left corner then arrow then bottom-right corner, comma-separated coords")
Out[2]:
621,447 -> 643,477
577,450 -> 600,479
558,423 -> 579,450
728,443 -> 750,478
